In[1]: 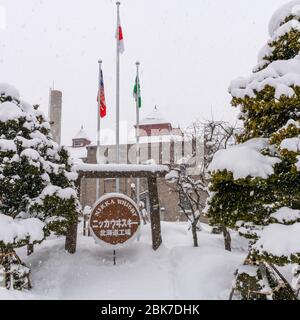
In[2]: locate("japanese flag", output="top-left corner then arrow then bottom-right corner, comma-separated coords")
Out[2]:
116,11 -> 125,54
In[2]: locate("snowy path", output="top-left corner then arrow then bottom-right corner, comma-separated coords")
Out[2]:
1,222 -> 247,300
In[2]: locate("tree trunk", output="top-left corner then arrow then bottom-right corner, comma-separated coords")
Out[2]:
191,222 -> 199,247
222,226 -> 231,252
65,220 -> 78,254
148,175 -> 162,250
27,244 -> 34,256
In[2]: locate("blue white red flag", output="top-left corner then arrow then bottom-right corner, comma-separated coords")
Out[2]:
97,69 -> 107,118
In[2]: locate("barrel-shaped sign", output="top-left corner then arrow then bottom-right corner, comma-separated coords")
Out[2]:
89,193 -> 141,248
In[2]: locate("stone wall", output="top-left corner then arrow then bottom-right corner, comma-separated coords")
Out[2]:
48,90 -> 62,145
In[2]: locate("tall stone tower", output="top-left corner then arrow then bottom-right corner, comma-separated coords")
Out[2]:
49,89 -> 62,145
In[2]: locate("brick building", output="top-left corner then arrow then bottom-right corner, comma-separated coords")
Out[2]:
68,107 -> 203,221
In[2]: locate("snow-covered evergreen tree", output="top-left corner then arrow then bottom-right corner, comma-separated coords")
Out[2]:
207,1 -> 300,300
255,0 -> 300,71
0,83 -> 80,290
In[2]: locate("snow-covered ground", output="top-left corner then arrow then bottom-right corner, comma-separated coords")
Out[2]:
0,222 -> 248,300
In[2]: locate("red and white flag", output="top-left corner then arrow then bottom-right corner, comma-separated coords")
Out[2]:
97,69 -> 107,118
116,9 -> 125,54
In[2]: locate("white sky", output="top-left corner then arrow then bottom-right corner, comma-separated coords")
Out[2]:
0,0 -> 289,145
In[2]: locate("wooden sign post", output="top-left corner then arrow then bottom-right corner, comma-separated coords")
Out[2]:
65,164 -> 169,254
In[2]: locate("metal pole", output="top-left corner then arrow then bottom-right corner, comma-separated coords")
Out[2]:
96,60 -> 102,200
135,62 -> 140,209
113,250 -> 116,265
48,87 -> 52,118
116,1 -> 121,193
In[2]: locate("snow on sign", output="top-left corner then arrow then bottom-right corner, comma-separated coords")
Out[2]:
89,193 -> 141,248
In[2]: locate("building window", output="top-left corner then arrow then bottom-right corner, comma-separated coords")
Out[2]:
73,139 -> 83,147
104,178 -> 116,193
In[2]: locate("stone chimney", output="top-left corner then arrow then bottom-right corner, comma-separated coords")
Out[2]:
49,90 -> 62,145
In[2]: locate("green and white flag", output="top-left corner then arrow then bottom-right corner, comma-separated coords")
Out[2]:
133,76 -> 142,108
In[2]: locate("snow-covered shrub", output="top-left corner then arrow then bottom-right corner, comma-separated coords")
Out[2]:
0,83 -> 80,290
207,1 -> 300,300
0,249 -> 31,290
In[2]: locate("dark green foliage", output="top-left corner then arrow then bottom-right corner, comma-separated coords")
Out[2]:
0,89 -> 80,290
232,86 -> 300,142
207,4 -> 300,300
0,94 -> 80,241
256,14 -> 300,71
233,263 -> 297,300
258,28 -> 300,71
234,269 -> 267,300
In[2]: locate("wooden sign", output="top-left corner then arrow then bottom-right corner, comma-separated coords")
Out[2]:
89,193 -> 141,248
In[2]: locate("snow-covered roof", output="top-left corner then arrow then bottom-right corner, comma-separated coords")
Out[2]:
140,107 -> 169,125
88,129 -> 186,147
74,163 -> 169,173
269,0 -> 300,36
67,146 -> 88,162
73,126 -> 90,141
128,134 -> 185,144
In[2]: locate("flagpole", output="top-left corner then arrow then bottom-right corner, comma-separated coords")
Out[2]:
135,61 -> 140,209
116,1 -> 121,193
96,59 -> 102,199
